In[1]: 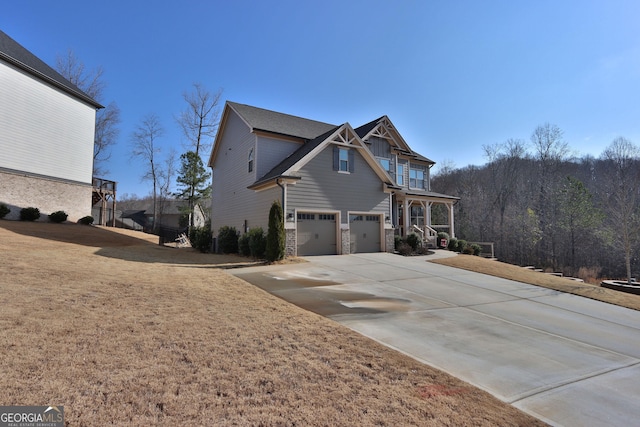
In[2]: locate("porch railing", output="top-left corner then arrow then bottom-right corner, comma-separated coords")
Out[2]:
411,224 -> 438,247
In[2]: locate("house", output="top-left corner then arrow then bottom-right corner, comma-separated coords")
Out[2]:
0,30 -> 102,221
110,199 -> 207,231
208,101 -> 458,256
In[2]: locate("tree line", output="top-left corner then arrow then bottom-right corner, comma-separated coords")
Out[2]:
432,124 -> 640,283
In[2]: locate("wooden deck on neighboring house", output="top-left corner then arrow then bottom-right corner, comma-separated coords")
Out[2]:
92,177 -> 116,226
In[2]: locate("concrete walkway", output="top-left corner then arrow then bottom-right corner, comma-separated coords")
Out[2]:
231,252 -> 640,427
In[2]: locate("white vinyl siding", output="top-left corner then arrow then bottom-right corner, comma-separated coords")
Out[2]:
0,61 -> 96,184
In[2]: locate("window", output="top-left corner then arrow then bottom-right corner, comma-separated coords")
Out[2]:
409,168 -> 425,189
410,205 -> 425,227
318,214 -> 335,220
339,148 -> 349,171
379,158 -> 391,172
333,146 -> 354,173
297,213 -> 315,220
248,148 -> 254,173
397,164 -> 405,186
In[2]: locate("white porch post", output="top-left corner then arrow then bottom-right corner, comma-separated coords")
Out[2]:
426,201 -> 432,228
448,202 -> 455,238
403,198 -> 410,237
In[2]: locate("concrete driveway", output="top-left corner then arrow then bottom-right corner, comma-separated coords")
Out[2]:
230,252 -> 640,427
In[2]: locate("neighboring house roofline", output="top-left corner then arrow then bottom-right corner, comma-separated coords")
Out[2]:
0,30 -> 103,109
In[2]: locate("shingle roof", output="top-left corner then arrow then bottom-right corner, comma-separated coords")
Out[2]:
0,30 -> 102,108
354,116 -> 385,139
354,116 -> 435,164
228,101 -> 337,140
249,125 -> 341,188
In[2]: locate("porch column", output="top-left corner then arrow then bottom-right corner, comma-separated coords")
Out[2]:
403,198 -> 410,237
447,202 -> 455,238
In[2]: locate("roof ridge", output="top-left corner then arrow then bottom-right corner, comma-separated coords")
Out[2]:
0,29 -> 102,108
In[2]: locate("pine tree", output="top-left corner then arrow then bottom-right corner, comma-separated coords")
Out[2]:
175,151 -> 211,229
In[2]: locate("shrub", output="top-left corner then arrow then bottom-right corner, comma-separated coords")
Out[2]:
20,207 -> 40,221
248,227 -> 266,259
78,215 -> 94,225
218,226 -> 239,254
462,245 -> 475,255
48,210 -> 68,223
471,243 -> 482,256
447,238 -> 458,251
0,204 -> 10,219
191,222 -> 213,253
265,200 -> 285,262
238,233 -> 251,256
455,239 -> 467,253
397,242 -> 413,256
406,233 -> 421,251
394,235 -> 403,250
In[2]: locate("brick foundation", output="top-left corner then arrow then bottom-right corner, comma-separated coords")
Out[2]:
0,171 -> 92,222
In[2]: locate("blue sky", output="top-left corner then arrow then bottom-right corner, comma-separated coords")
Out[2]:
3,1 -> 640,197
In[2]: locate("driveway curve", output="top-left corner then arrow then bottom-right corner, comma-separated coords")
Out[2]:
231,252 -> 640,427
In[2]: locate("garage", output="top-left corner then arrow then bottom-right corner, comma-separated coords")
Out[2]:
296,212 -> 337,256
349,214 -> 381,253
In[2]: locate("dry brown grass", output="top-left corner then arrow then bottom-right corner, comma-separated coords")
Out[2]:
0,221 -> 545,426
431,255 -> 640,311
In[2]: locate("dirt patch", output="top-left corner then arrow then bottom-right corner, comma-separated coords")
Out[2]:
431,255 -> 640,311
0,221 -> 545,426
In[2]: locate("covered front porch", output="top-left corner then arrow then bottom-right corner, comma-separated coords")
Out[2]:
392,192 -> 458,247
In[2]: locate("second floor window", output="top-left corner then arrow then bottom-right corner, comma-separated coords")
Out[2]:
410,168 -> 425,189
248,148 -> 254,173
333,146 -> 354,173
397,164 -> 405,186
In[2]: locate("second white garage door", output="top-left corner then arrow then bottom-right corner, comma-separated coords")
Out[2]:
349,214 -> 381,253
297,213 -> 337,256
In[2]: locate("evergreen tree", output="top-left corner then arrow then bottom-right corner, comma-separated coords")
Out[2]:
175,151 -> 211,229
265,200 -> 285,262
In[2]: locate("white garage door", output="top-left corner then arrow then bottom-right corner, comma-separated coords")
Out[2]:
350,214 -> 381,253
297,213 -> 337,256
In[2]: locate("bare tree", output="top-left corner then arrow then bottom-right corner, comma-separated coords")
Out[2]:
157,149 -> 177,229
483,138 -> 527,257
56,50 -> 120,176
131,114 -> 164,232
176,83 -> 223,161
601,137 -> 640,283
531,123 -> 570,268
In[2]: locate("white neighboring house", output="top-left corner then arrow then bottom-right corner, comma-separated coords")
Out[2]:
0,30 -> 102,221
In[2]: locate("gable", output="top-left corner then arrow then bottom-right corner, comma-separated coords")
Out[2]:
249,123 -> 394,190
356,116 -> 434,164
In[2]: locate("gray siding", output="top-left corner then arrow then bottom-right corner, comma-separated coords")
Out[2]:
287,144 -> 390,223
211,110 -> 280,234
368,136 -> 392,158
256,135 -> 301,179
